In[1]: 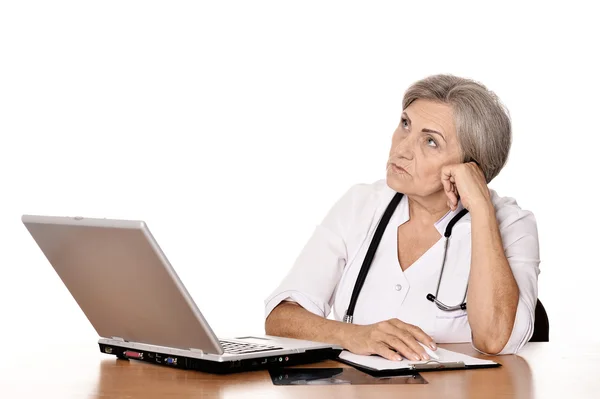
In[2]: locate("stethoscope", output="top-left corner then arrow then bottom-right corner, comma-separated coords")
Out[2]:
343,191 -> 470,324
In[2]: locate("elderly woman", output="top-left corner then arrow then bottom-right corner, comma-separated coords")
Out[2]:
264,74 -> 540,361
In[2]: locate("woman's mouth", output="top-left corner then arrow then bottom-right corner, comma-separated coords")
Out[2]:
391,164 -> 408,174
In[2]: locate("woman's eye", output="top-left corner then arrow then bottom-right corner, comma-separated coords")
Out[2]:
426,137 -> 437,148
401,118 -> 409,128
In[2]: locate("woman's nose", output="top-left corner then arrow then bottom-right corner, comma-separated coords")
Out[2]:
393,134 -> 416,159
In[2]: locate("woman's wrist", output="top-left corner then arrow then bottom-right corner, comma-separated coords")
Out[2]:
468,198 -> 496,220
333,321 -> 361,349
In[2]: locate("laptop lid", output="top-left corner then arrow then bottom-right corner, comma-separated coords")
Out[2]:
22,215 -> 224,354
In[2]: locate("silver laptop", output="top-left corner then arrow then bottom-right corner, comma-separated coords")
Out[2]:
21,214 -> 342,374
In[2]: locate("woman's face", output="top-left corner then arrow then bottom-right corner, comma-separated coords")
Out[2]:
386,99 -> 462,198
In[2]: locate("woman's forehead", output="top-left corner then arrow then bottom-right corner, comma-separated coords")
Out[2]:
404,99 -> 456,138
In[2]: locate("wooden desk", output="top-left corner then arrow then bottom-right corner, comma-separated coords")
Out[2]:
0,342 -> 598,398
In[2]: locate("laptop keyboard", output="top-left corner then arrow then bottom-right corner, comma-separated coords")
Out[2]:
219,339 -> 283,354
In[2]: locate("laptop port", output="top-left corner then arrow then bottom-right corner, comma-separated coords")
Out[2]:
155,354 -> 162,363
124,351 -> 143,360
165,357 -> 177,365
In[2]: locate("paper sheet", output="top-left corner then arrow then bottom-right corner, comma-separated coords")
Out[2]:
338,348 -> 497,371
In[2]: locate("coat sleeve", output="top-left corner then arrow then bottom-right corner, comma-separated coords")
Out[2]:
264,183 -> 370,320
472,204 -> 541,355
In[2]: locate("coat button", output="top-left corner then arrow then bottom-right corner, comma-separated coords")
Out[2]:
395,284 -> 402,291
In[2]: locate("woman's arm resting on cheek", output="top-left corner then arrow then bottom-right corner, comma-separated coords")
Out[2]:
442,162 -> 539,355
467,203 -> 520,354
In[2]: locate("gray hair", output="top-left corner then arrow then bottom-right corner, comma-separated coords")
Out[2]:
402,74 -> 511,183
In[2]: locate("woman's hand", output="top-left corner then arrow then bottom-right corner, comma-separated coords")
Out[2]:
342,318 -> 437,361
441,162 -> 491,212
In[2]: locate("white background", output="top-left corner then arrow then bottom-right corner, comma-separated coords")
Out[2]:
1,1 -> 598,349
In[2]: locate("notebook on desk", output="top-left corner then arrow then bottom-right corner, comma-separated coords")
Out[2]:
338,347 -> 500,377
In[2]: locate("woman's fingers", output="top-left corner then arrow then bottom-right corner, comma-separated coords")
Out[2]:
442,166 -> 462,210
384,334 -> 422,361
442,174 -> 453,193
357,320 -> 438,362
384,321 -> 431,360
406,324 -> 437,350
442,176 -> 458,207
401,332 -> 432,360
397,333 -> 430,360
373,342 -> 404,361
446,188 -> 458,209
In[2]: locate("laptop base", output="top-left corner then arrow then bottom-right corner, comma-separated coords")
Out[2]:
99,343 -> 342,374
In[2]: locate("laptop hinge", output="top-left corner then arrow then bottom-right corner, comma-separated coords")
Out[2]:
111,336 -> 127,342
189,348 -> 204,355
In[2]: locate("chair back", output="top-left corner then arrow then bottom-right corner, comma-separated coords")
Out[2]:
530,299 -> 549,342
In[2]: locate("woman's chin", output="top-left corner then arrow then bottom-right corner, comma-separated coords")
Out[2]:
386,176 -> 410,193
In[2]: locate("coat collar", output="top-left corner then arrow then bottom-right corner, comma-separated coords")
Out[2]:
383,184 -> 467,236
